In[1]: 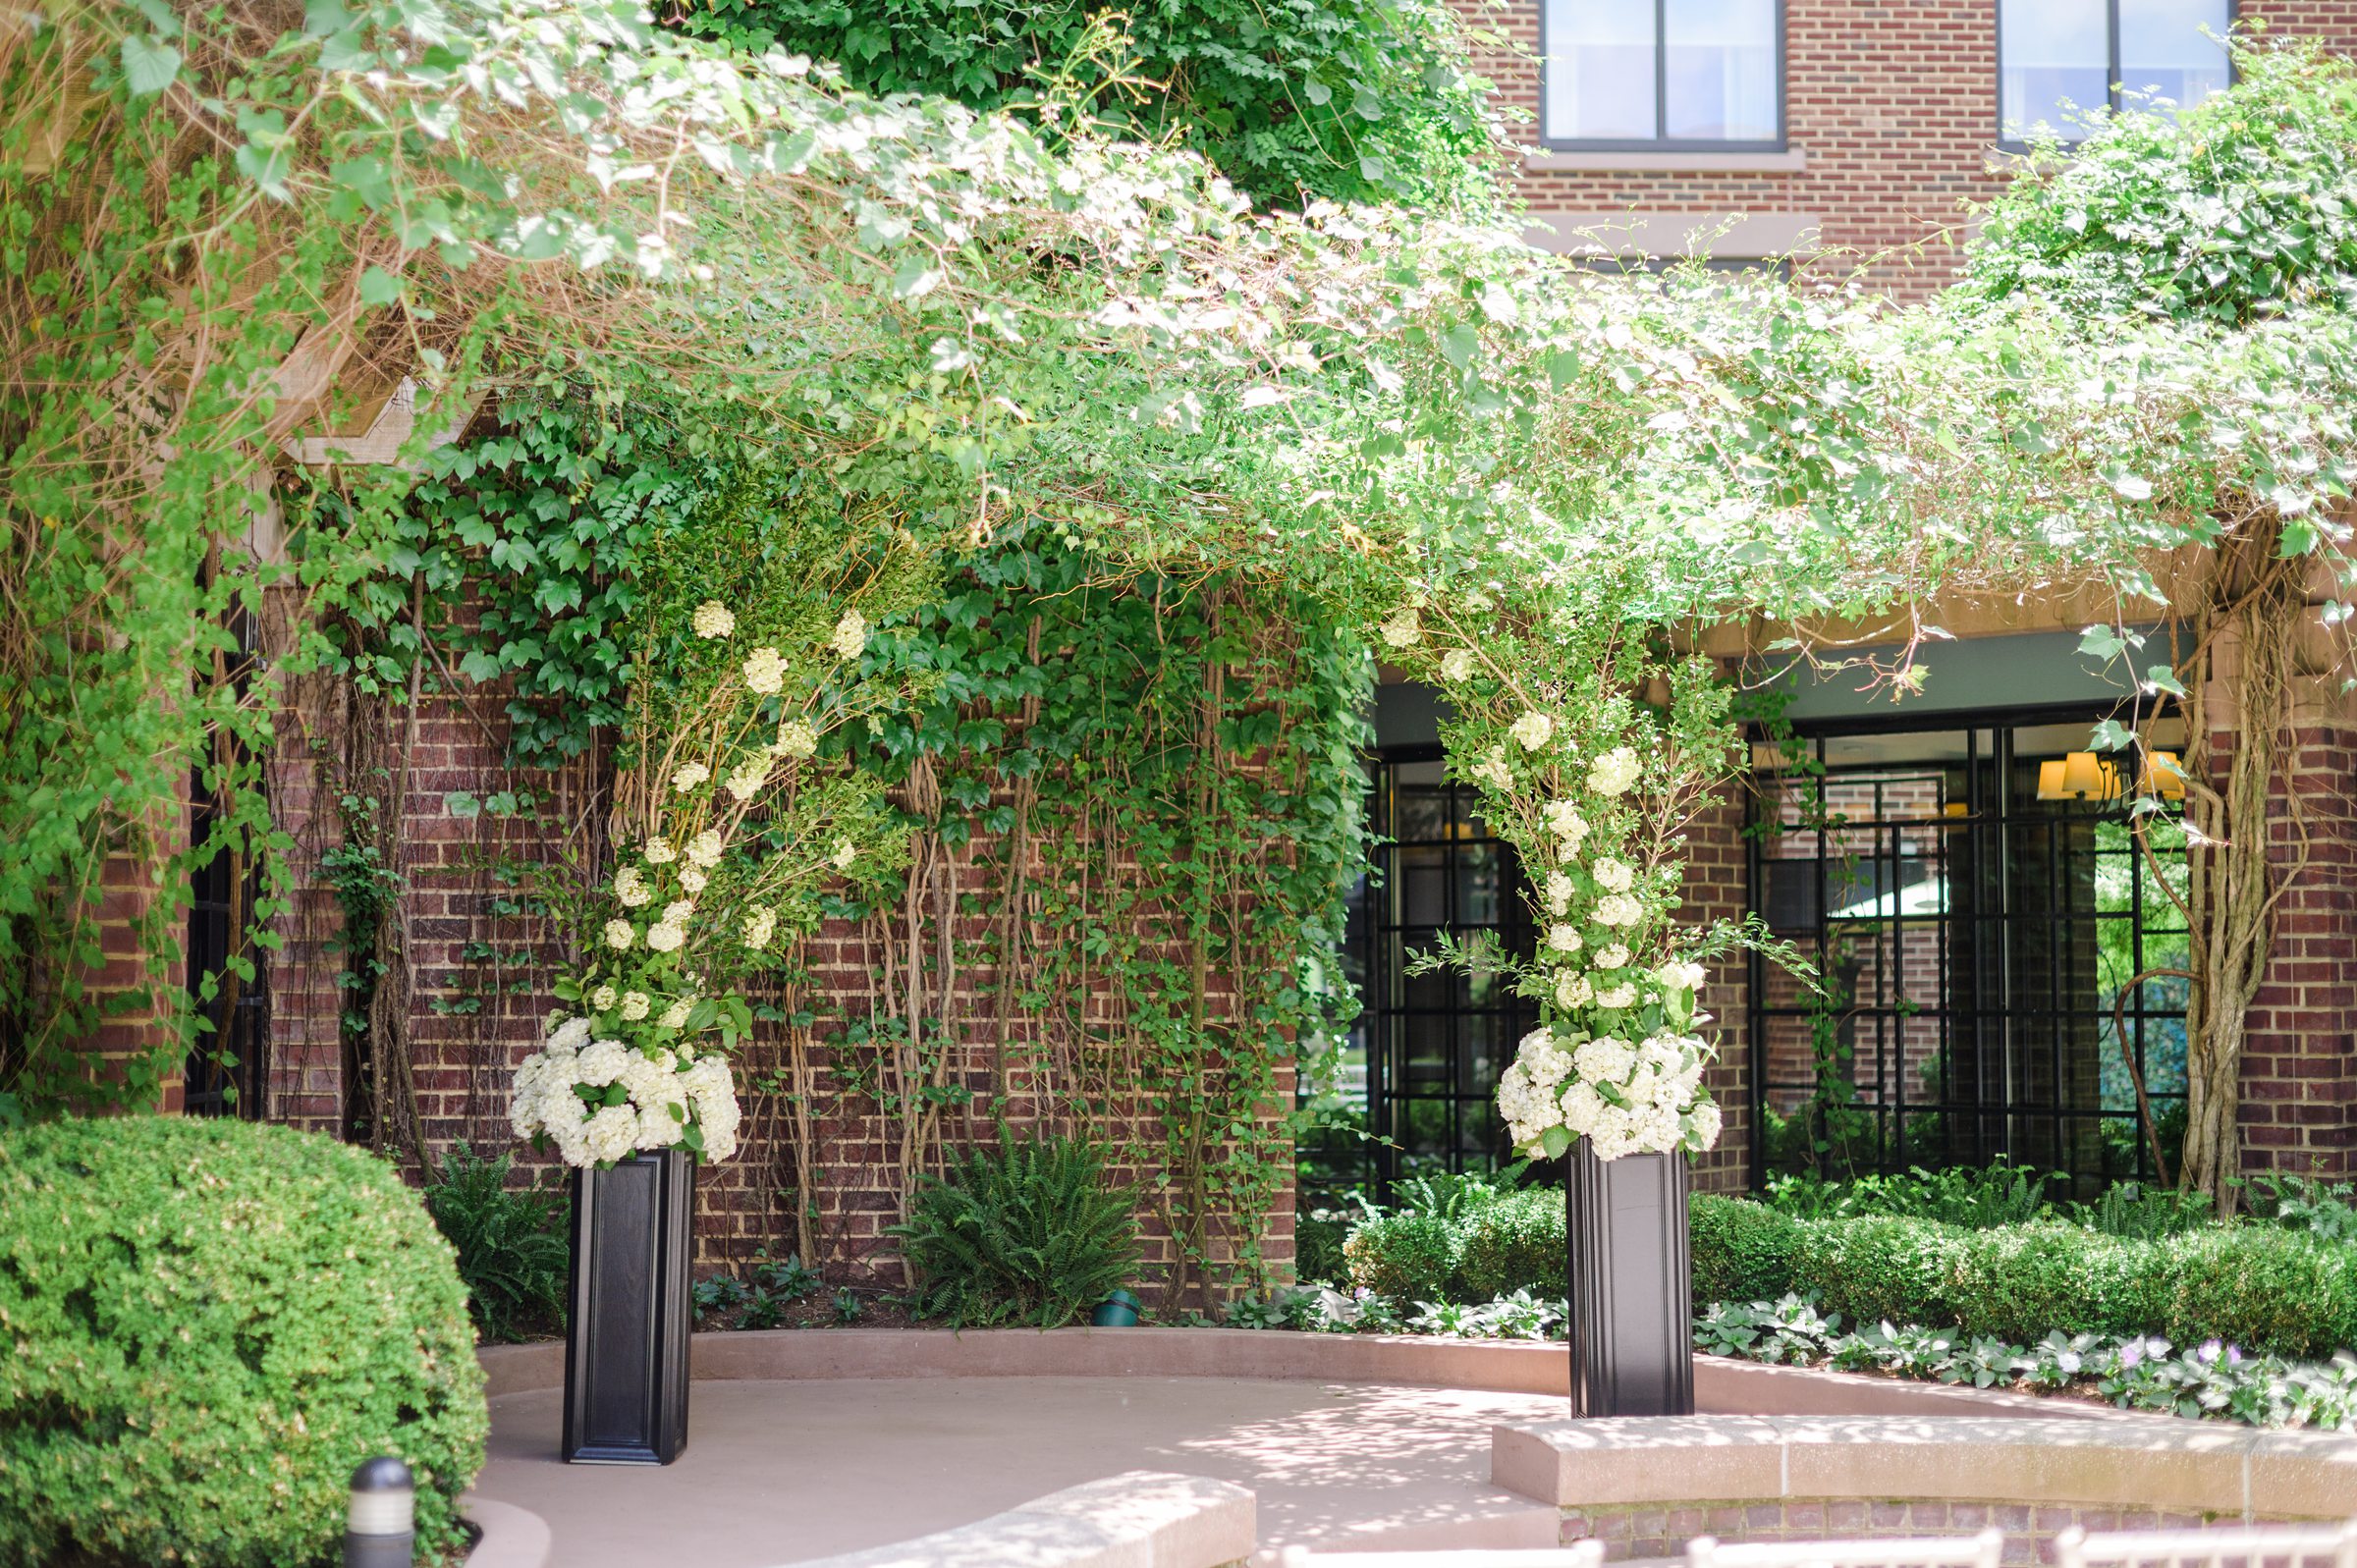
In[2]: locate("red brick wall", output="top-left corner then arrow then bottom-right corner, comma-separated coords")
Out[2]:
2235,722 -> 2357,1177
1679,787 -> 1752,1194
251,640 -> 1296,1305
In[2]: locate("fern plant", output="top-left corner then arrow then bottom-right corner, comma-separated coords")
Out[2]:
423,1142 -> 570,1343
890,1129 -> 1140,1328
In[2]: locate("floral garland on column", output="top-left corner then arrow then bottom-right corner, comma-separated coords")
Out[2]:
512,593 -> 910,1169
1377,604 -> 1735,1163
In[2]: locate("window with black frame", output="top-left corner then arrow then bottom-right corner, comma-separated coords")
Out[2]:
1748,716 -> 2190,1194
1542,0 -> 1783,149
1999,0 -> 2232,147
1301,746 -> 1538,1202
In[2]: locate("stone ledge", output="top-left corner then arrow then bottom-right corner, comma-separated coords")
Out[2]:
774,1471 -> 1254,1568
1490,1416 -> 2357,1522
461,1494 -> 554,1568
480,1331 -> 2171,1423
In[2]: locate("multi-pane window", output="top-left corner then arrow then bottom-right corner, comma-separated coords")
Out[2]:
2000,0 -> 2232,144
1748,719 -> 2191,1194
1543,0 -> 1782,148
1303,747 -> 1537,1202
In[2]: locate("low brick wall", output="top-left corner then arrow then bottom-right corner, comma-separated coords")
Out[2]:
1559,1500 -> 2233,1564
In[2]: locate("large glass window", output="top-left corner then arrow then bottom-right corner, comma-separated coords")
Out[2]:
2000,0 -> 2232,144
1302,747 -> 1536,1202
1544,0 -> 1782,148
1749,719 -> 2190,1193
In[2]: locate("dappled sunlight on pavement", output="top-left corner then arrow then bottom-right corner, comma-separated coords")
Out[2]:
473,1376 -> 1565,1567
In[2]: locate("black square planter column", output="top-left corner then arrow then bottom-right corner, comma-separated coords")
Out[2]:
563,1148 -> 694,1464
1565,1141 -> 1695,1418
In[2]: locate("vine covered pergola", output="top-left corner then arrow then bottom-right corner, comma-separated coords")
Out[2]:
8,0 -> 2357,1223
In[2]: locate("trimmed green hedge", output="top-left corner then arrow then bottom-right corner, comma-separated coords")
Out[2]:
1343,1212 -> 1460,1302
0,1117 -> 488,1567
1689,1194 -> 2357,1359
1457,1187 -> 1564,1299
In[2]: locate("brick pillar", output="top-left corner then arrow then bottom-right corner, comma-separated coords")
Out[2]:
77,845 -> 186,1113
1679,784 -> 1752,1194
258,582 -> 348,1136
2235,718 -> 2357,1180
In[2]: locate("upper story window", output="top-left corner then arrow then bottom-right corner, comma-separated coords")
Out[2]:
1542,0 -> 1784,149
2000,0 -> 2233,146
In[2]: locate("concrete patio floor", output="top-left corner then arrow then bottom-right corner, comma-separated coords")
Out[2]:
473,1375 -> 1569,1565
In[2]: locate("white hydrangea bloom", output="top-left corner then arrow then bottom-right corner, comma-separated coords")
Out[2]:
1554,971 -> 1593,1010
831,838 -> 858,871
831,611 -> 868,662
691,602 -> 736,639
1509,711 -> 1554,751
620,992 -> 650,1021
1593,857 -> 1634,893
646,922 -> 686,953
590,984 -> 619,1011
1471,747 -> 1514,789
1659,958 -> 1709,994
1544,870 -> 1574,915
576,1039 -> 630,1086
726,755 -> 770,800
549,1016 -> 593,1053
1594,981 -> 1638,1010
1593,943 -> 1629,970
581,1104 -> 640,1165
644,837 -> 678,864
1587,745 -> 1641,797
672,761 -> 710,793
1546,923 -> 1582,953
680,867 -> 708,894
685,829 -> 725,868
1379,606 -> 1421,648
772,719 -> 818,760
1440,648 -> 1478,681
1542,801 -> 1589,851
741,645 -> 787,694
603,919 -> 634,950
742,906 -> 777,949
1593,892 -> 1643,928
615,866 -> 652,907
659,998 -> 693,1029
1574,1035 -> 1636,1085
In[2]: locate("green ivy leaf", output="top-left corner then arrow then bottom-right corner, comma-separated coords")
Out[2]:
119,34 -> 181,97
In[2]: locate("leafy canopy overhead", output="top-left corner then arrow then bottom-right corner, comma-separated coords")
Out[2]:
676,0 -> 1507,211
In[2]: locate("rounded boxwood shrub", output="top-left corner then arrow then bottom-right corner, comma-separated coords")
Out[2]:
1942,1222 -> 2162,1343
1343,1212 -> 1460,1304
2157,1226 -> 2357,1359
1456,1187 -> 1565,1299
1688,1194 -> 1803,1306
0,1116 -> 488,1567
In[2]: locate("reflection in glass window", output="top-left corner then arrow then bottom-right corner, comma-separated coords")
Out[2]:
2001,0 -> 2231,143
1748,720 -> 2192,1194
1544,0 -> 1781,146
1665,0 -> 1781,141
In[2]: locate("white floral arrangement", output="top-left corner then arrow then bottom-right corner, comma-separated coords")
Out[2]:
511,596 -> 892,1170
1388,604 -> 1728,1162
512,1006 -> 742,1168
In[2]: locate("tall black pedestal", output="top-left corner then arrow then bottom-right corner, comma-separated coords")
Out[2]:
563,1147 -> 694,1464
1566,1140 -> 1694,1418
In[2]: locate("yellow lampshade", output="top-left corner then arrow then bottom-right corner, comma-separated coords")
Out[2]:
2140,749 -> 2187,799
2038,752 -> 2119,801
